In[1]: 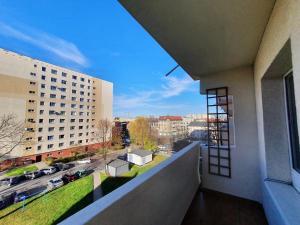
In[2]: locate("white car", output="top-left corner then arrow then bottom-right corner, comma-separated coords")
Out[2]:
48,178 -> 64,190
77,158 -> 91,164
41,167 -> 57,175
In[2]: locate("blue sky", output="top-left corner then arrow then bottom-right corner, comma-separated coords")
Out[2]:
0,0 -> 206,117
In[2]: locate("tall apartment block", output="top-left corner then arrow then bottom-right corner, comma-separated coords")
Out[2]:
0,48 -> 113,166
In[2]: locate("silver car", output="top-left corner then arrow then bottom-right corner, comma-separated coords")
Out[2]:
47,178 -> 64,191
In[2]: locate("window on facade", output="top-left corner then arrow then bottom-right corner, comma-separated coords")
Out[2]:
30,81 -> 36,85
72,90 -> 76,94
59,135 -> 64,139
285,72 -> 300,173
61,103 -> 66,107
51,69 -> 57,74
51,85 -> 56,91
78,140 -> 83,144
30,72 -> 36,76
41,84 -> 46,89
50,94 -> 56,98
60,119 -> 65,123
70,119 -> 76,123
72,97 -> 76,101
29,91 -> 35,94
41,75 -> 46,80
72,82 -> 77,87
48,127 -> 55,132
59,127 -> 64,131
70,141 -> 75,145
49,110 -> 56,115
62,72 -> 67,77
38,137 -> 42,141
80,77 -> 84,82
29,100 -> 35,103
37,146 -> 41,150
42,67 -> 46,72
50,102 -> 56,107
61,80 -> 67,85
51,78 -> 57,82
49,119 -> 55,124
71,104 -> 76,109
61,95 -> 66,99
71,111 -> 76,116
39,119 -> 43,123
80,91 -> 84,95
72,75 -> 77,80
48,136 -> 54,141
80,84 -> 84,88
70,134 -> 75,138
70,126 -> 75,130
40,110 -> 44,115
79,126 -> 83,130
48,144 -> 54,149
59,143 -> 64,147
38,128 -> 43,132
60,88 -> 66,92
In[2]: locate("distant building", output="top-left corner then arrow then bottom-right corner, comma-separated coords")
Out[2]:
0,48 -> 113,167
188,121 -> 207,139
156,116 -> 188,138
127,150 -> 153,166
106,159 -> 129,177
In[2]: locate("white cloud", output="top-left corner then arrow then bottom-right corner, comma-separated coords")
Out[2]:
114,74 -> 197,112
0,22 -> 89,67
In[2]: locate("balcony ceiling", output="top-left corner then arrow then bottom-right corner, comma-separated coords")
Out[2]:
118,0 -> 275,79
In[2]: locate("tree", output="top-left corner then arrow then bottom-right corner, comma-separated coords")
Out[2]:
93,119 -> 112,163
0,113 -> 30,159
111,125 -> 124,150
128,117 -> 158,151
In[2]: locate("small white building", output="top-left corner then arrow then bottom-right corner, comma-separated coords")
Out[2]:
106,159 -> 129,177
127,150 -> 153,166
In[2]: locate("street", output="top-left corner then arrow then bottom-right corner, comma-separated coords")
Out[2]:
0,150 -> 125,197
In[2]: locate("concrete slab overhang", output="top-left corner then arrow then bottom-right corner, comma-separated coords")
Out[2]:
118,0 -> 275,79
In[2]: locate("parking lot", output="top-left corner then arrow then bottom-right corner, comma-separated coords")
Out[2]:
0,150 -> 126,207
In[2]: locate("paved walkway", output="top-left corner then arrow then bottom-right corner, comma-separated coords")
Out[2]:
93,171 -> 103,201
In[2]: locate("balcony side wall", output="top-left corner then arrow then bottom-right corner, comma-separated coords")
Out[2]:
200,66 -> 261,202
60,142 -> 200,225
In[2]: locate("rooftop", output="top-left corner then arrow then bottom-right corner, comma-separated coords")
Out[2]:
107,159 -> 129,168
129,149 -> 153,157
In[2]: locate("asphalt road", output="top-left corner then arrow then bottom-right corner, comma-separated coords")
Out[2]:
0,150 -> 125,197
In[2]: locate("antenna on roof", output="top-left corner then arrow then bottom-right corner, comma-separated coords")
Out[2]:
164,64 -> 180,77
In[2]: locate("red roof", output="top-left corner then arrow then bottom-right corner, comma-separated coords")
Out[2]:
159,116 -> 183,121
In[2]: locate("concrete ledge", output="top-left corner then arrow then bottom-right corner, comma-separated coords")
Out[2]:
60,142 -> 201,225
263,180 -> 300,225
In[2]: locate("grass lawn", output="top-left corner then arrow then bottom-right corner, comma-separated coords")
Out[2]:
0,175 -> 93,225
100,154 -> 167,195
5,165 -> 38,177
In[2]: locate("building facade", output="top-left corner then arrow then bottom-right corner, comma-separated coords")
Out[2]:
156,116 -> 187,138
0,49 -> 113,165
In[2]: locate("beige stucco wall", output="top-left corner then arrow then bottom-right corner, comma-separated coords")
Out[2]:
254,0 -> 300,182
200,66 -> 261,201
0,48 -> 113,159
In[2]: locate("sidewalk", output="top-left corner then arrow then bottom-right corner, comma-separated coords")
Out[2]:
93,170 -> 103,201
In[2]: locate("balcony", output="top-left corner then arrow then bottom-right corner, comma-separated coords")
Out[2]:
60,142 -> 267,225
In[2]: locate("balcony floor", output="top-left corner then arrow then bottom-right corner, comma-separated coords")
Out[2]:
181,189 -> 268,225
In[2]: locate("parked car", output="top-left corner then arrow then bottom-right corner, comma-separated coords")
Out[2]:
62,174 -> 77,184
48,178 -> 64,190
41,167 -> 57,175
74,169 -> 87,179
0,193 -> 15,209
77,158 -> 91,164
0,175 -> 25,186
14,191 -> 31,203
24,171 -> 43,180
53,163 -> 70,171
117,154 -> 127,161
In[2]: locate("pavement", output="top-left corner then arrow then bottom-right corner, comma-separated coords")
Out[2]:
0,149 -> 126,197
92,171 -> 103,201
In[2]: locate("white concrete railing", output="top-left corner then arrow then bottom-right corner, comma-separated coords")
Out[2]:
60,142 -> 201,225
